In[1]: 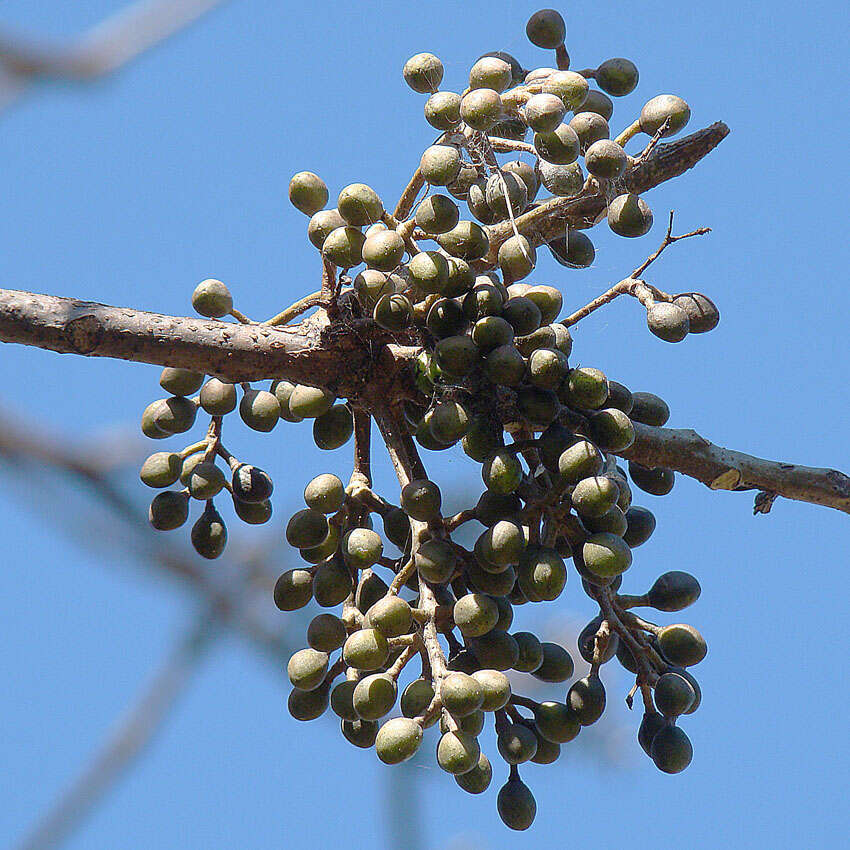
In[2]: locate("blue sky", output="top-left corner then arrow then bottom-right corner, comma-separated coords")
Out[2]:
1,1 -> 849,848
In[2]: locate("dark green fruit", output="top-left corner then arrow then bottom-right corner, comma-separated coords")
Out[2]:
533,124 -> 580,165
654,672 -> 696,717
424,91 -> 462,130
231,464 -> 273,504
484,344 -> 526,386
527,347 -> 568,389
526,9 -> 565,48
469,56 -> 513,92
640,94 -> 690,137
571,475 -> 620,518
608,193 -> 653,238
191,502 -> 227,559
441,672 -> 484,718
569,112 -> 609,150
628,461 -> 675,496
459,88 -> 503,131
568,673 -> 606,725
341,717 -> 379,748
307,613 -> 347,653
365,595 -> 412,637
434,334 -> 479,377
667,666 -> 701,714
471,315 -> 514,352
420,145 -> 462,187
140,452 -> 182,488
482,450 -> 523,495
477,520 -> 525,569
648,571 -> 701,612
513,631 -> 544,673
287,647 -> 329,691
580,89 -> 614,120
647,302 -> 690,342
651,724 -> 693,773
342,527 -> 383,570
455,752 -> 492,794
403,52 -> 444,93
322,225 -> 366,267
605,381 -> 633,414
471,669 -> 511,711
273,568 -> 313,611
312,557 -> 352,607
143,396 -> 197,436
582,532 -> 632,578
148,490 -> 189,531
629,391 -> 670,426
444,257 -> 475,296
307,208 -> 346,250
638,710 -> 666,756
356,571 -> 390,615
498,236 -> 536,282
537,160 -> 584,198
300,524 -> 339,564
415,539 -> 457,584
462,416 -> 502,463
415,195 -> 460,235
673,292 -> 720,333
542,70 -> 588,110
373,293 -> 412,331
429,400 -> 470,444
437,731 -> 480,775
532,642 -> 574,683
427,299 -> 466,341
159,367 -> 203,397
286,509 -> 329,549
401,479 -> 442,521
187,460 -> 225,500
657,624 -> 707,667
497,776 -> 536,831
529,728 -> 561,764
362,230 -> 404,272
289,171 -> 329,216
470,630 -> 519,670
584,505 -> 628,536
353,269 -> 392,308
588,408 -> 636,451
454,593 -> 499,638
549,230 -> 594,269
343,628 -> 389,671
437,220 -> 490,261
192,279 -> 232,318
199,379 -> 236,416
401,678 -> 436,722
516,385 -> 559,427
353,674 -> 397,720
303,473 -> 344,514
498,723 -> 538,764
596,57 -> 638,96
314,404 -> 354,450
502,160 -> 539,202
376,717 -> 423,764
475,491 -> 522,525
383,507 -> 411,550
524,285 -> 562,325
517,547 -> 567,602
465,561 -> 516,597
534,700 -> 580,743
564,367 -> 608,409
623,505 -> 656,547
558,440 -> 603,484
239,389 -> 280,432
485,172 -> 528,219
584,139 -> 628,180
288,683 -> 329,721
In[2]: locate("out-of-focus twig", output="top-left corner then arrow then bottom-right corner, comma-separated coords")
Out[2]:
0,0 -> 230,111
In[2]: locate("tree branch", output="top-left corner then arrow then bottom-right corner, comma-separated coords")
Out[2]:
619,422 -> 850,515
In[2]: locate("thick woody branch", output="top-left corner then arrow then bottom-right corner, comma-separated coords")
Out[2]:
619,422 -> 850,515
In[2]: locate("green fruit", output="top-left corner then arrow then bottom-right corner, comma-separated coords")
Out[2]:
608,193 -> 653,238
524,93 -> 567,133
343,628 -> 390,671
513,631 -> 544,673
482,450 -> 523,495
582,532 -> 632,577
159,367 -> 203,397
415,195 -> 459,235
362,230 -> 404,272
583,505 -> 628,536
342,527 -> 383,570
537,159 -> 584,197
415,538 -> 456,584
603,381 -> 633,415
144,396 -> 197,436
518,546 -> 567,601
148,490 -> 189,531
437,220 -> 490,261
239,389 -> 280,432
434,334 -> 479,377
198,378 -> 236,416
140,452 -> 182,488
289,385 -> 335,419
498,723 -> 538,764
502,160 -> 539,201
353,674 -> 397,720
667,666 -> 701,714
288,683 -> 329,721
424,91 -> 462,130
312,557 -> 352,607
376,717 -> 423,764
288,647 -> 329,691
470,630 -> 519,670
533,123 -> 581,164
403,52 -> 444,93
425,299 -> 464,341
529,727 -> 561,764
231,464 -> 273,504
461,417 -> 501,464
651,724 -> 693,773
657,624 -> 707,667
471,669 -> 511,711
441,672 -> 484,717
286,509 -> 329,549
289,171 -> 329,216
459,89 -> 503,131
484,344 -> 526,386
273,568 -> 313,611
455,752 -> 492,794
330,680 -> 358,721
654,672 -> 696,717
322,225 -> 366,268
337,183 -> 383,226
497,777 -> 536,831
303,473 -> 345,514
640,94 -> 690,137
307,614 -> 347,653
628,461 -> 675,496
568,673 -> 606,725
528,347 -> 569,389
548,230 -> 594,268
383,508 -> 411,550
524,286 -> 562,325
454,593 -> 499,637
503,296 -> 543,337
313,404 -> 354,450
420,144 -> 462,187
341,717 -> 379,748
542,70 -> 588,110
192,279 -> 232,318
623,505 -> 656,547
401,678 -> 436,721
447,162 -> 481,199
373,293 -> 412,331
580,89 -> 614,120
558,439 -> 603,483
584,139 -> 628,180
465,561 -> 516,596
469,56 -> 513,92
475,491 -> 522,525
673,292 -> 720,334
355,570 -> 389,616
526,9 -> 566,47
534,701 -> 580,743
471,315 -> 514,352
569,112 -> 609,152
647,302 -> 690,342
485,172 -> 528,219
564,367 -> 608,409
477,520 -> 525,568
307,208 -> 347,250
300,524 -> 339,564
428,400 -> 470,444
436,731 -> 480,775
532,642 -> 574,683
365,595 -> 412,637
536,422 -> 575,471
588,408 -> 635,452
638,710 -> 666,756
443,257 -> 475,296
648,571 -> 701,612
596,58 -> 639,96
400,479 -> 442,521
187,460 -> 225,500
191,502 -> 227,559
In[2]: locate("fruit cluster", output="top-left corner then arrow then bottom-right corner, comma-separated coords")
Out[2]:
139,8 -> 718,830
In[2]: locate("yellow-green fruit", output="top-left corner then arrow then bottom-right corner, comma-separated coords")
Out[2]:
191,279 -> 232,318
657,623 -> 707,667
424,91 -> 461,130
455,752 -> 492,794
460,88 -> 503,131
287,647 -> 329,691
542,70 -> 588,110
289,171 -> 329,216
322,226 -> 366,268
376,717 -> 423,764
140,452 -> 182,488
343,628 -> 389,671
582,532 -> 632,577
469,56 -> 513,92
403,52 -> 444,93
362,230 -> 404,272
353,674 -> 397,720
569,112 -> 609,151
640,94 -> 690,137
436,730 -> 480,775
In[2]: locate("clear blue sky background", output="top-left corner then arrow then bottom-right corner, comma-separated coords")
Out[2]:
1,1 -> 848,848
